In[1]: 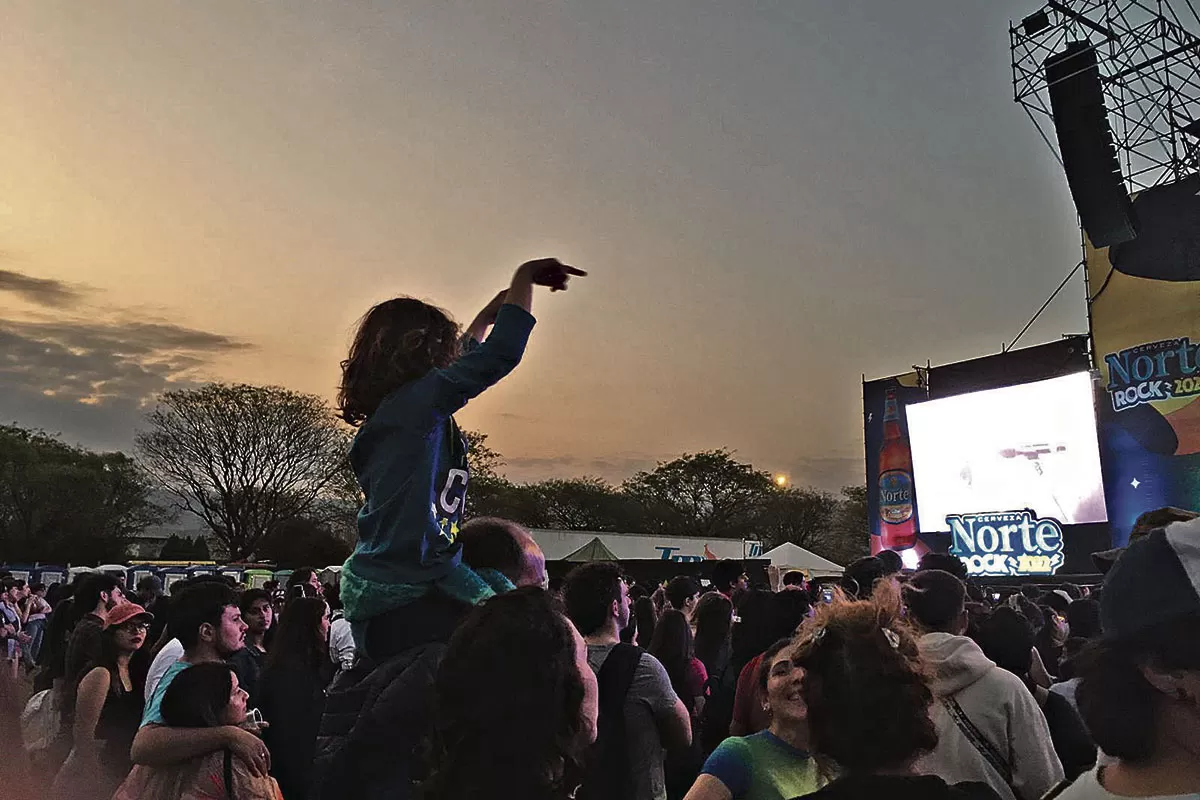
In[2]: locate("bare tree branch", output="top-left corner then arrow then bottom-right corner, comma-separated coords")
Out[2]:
136,383 -> 352,560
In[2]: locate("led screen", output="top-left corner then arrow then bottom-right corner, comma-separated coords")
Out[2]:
907,372 -> 1108,531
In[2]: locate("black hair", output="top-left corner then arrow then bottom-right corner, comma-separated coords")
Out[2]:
286,568 -> 318,593
265,597 -> 330,676
840,557 -> 885,600
562,563 -> 624,637
711,561 -> 745,593
169,582 -> 237,650
902,570 -> 966,632
649,610 -> 696,706
1077,615 -> 1200,763
423,588 -> 588,800
633,596 -> 657,649
875,549 -> 904,576
29,582 -> 45,594
974,606 -> 1035,678
239,588 -> 272,614
664,576 -> 700,612
338,297 -> 462,426
916,553 -> 969,582
782,571 -> 807,588
459,517 -> 526,584
161,662 -> 237,728
1067,599 -> 1102,640
1039,591 -> 1071,616
73,573 -> 120,619
769,588 -> 812,640
693,592 -> 734,675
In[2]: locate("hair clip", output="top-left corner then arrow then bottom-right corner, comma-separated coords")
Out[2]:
809,626 -> 827,644
882,628 -> 901,650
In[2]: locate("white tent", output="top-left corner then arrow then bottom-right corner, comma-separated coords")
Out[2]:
762,543 -> 844,577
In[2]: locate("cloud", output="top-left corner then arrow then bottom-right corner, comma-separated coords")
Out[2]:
0,268 -> 86,308
0,317 -> 251,406
0,266 -> 253,452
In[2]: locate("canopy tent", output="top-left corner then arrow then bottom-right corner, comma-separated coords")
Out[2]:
762,543 -> 844,577
562,536 -> 620,563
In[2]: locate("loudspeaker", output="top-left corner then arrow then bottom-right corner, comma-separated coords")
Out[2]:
1044,41 -> 1137,247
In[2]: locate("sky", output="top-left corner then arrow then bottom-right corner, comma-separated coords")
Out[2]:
1,1 -> 1089,492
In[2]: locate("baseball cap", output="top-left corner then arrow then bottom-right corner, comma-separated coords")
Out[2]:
106,603 -> 153,628
1101,516 -> 1200,639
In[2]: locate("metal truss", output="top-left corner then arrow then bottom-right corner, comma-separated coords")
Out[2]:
1012,0 -> 1200,191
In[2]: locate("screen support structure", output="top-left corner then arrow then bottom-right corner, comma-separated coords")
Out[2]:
1012,1 -> 1200,193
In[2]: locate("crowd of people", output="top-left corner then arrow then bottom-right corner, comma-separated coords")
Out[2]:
3,512 -> 1198,800
3,260 -> 1199,799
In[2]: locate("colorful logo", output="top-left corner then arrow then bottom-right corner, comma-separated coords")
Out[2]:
1104,337 -> 1200,412
947,510 -> 1065,577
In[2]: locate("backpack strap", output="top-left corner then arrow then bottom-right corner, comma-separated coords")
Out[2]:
223,748 -> 236,800
942,696 -> 1014,788
581,643 -> 642,800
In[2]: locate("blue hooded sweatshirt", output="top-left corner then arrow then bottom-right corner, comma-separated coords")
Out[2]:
341,303 -> 535,622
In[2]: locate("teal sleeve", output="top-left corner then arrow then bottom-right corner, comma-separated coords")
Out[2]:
701,737 -> 752,797
140,662 -> 186,728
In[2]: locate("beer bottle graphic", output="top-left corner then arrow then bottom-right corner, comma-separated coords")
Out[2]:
878,389 -> 917,549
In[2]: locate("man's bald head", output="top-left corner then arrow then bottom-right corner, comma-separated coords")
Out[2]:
459,517 -> 547,589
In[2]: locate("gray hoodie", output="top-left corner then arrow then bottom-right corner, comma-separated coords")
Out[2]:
914,632 -> 1065,800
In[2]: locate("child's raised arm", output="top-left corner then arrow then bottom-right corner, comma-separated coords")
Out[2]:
504,258 -> 586,313
461,259 -> 586,344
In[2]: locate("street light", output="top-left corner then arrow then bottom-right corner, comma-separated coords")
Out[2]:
774,474 -> 788,488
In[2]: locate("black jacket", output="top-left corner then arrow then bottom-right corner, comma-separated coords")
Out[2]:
311,591 -> 467,800
311,643 -> 445,800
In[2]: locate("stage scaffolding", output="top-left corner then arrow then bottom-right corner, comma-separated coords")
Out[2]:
1011,0 -> 1200,191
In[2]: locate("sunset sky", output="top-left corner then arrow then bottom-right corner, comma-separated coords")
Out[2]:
2,1 -> 1086,491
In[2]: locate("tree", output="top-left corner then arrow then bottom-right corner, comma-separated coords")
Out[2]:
256,515 -> 352,569
755,487 -> 840,551
622,450 -> 773,539
136,384 -> 352,561
0,425 -> 166,563
158,534 -> 211,561
530,477 -> 642,531
462,429 -> 504,482
814,485 -> 870,567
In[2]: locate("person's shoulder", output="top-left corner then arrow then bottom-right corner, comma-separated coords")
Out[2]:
159,659 -> 191,684
978,660 -> 1035,698
713,733 -> 754,756
636,649 -> 671,679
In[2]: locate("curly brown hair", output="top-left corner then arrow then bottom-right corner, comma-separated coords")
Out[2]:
792,582 -> 938,774
337,297 -> 461,426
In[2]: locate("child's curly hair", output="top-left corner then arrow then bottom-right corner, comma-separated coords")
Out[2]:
338,297 -> 461,426
791,581 -> 937,774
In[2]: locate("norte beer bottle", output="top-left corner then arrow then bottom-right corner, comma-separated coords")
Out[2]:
878,389 -> 917,550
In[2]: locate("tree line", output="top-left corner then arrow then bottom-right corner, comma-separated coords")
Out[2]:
0,383 -> 868,567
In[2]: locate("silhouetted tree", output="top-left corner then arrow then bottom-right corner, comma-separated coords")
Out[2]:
622,450 -> 773,539
136,384 -> 352,561
0,425 -> 166,563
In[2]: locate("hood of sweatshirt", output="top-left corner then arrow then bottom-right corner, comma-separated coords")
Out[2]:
918,632 -> 997,696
